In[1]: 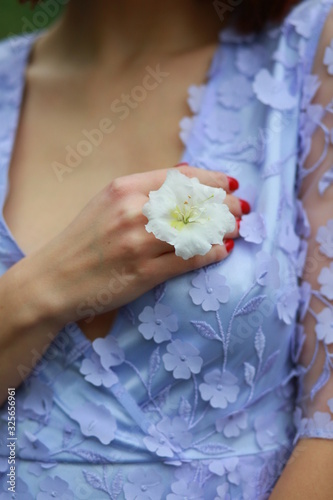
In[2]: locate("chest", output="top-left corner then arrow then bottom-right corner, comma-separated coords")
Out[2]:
3,50 -> 217,255
2,45 -> 216,340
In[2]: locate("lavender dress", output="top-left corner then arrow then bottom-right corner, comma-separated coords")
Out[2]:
1,0 -> 333,498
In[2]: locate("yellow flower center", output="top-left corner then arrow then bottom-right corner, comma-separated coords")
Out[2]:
170,194 -> 213,230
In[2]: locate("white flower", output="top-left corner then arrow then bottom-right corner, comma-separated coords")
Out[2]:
142,170 -> 236,260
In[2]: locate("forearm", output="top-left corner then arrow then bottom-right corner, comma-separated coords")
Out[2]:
0,253 -> 66,406
270,439 -> 333,499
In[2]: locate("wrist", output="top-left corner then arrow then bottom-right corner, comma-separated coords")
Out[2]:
8,253 -> 66,333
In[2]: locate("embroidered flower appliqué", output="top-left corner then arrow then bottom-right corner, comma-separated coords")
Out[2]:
316,219 -> 333,258
138,303 -> 178,343
80,352 -> 118,388
255,251 -> 280,288
92,336 -> 125,370
123,468 -> 163,500
315,308 -> 333,344
199,369 -> 240,409
163,339 -> 203,379
167,480 -> 204,500
318,263 -> 333,300
323,40 -> 333,75
190,269 -> 230,312
70,402 -> 117,445
239,212 -> 266,244
37,475 -> 74,500
253,69 -> 297,110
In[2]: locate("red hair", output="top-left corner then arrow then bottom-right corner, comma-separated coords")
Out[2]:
18,0 -> 301,33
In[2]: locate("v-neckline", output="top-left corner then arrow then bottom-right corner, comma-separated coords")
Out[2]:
0,28 -> 223,344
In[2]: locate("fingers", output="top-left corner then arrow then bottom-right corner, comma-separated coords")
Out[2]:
109,164 -> 250,218
126,164 -> 239,195
175,167 -> 252,219
224,194 -> 251,219
156,240 -> 234,281
182,240 -> 234,271
173,165 -> 238,194
144,230 -> 176,256
224,217 -> 241,240
139,165 -> 250,218
145,216 -> 241,259
146,212 -> 241,259
111,164 -> 250,262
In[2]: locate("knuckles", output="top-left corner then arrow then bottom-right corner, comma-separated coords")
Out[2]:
106,177 -> 134,199
117,231 -> 144,260
117,205 -> 143,227
212,172 -> 227,188
187,245 -> 226,270
177,165 -> 192,176
224,194 -> 239,215
103,179 -> 144,228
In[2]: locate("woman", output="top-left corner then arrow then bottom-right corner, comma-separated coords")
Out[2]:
0,0 -> 332,497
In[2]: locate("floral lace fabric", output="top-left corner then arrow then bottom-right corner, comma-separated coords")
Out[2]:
0,0 -> 333,498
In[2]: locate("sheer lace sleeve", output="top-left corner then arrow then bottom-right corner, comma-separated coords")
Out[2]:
294,8 -> 333,442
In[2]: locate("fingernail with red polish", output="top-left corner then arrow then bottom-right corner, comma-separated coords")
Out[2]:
224,239 -> 234,253
240,199 -> 251,214
236,218 -> 241,231
227,176 -> 239,191
175,162 -> 189,167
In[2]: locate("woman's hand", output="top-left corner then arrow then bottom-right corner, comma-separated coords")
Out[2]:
33,165 -> 246,328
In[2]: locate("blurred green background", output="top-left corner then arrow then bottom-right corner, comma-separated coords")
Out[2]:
0,0 -> 64,40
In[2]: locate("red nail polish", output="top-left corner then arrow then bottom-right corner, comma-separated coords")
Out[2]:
227,176 -> 239,191
224,239 -> 234,253
175,162 -> 189,167
240,199 -> 251,214
236,218 -> 241,231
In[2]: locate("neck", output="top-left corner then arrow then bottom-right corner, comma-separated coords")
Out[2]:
38,0 -> 222,67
